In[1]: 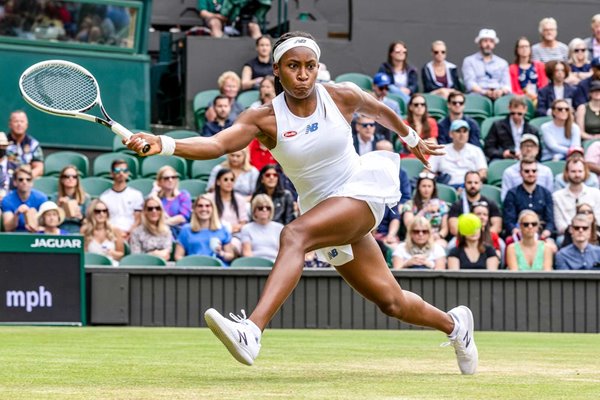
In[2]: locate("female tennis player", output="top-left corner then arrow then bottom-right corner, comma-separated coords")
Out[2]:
127,31 -> 478,375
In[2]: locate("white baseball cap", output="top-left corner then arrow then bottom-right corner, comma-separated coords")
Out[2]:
475,28 -> 499,44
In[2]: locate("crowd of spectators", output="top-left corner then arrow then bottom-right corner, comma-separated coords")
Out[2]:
2,13 -> 600,271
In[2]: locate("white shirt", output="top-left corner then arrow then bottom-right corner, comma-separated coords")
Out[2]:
552,185 -> 600,234
429,143 -> 488,185
99,186 -> 144,232
509,119 -> 524,152
357,135 -> 375,155
392,242 -> 446,267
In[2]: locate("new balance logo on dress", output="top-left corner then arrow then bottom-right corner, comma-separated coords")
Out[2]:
305,122 -> 319,134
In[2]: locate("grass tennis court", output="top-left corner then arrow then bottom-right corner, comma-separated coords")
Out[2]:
1,327 -> 598,399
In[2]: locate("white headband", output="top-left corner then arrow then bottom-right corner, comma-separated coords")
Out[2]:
273,37 -> 321,63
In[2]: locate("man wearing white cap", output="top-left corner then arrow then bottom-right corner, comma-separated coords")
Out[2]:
462,28 -> 511,100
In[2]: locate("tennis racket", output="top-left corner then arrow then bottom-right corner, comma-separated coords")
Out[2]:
19,59 -> 150,153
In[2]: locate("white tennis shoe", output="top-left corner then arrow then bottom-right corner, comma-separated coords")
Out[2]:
445,305 -> 478,375
204,308 -> 261,366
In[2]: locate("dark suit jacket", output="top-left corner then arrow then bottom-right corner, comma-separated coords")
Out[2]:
536,83 -> 577,117
483,117 -> 540,161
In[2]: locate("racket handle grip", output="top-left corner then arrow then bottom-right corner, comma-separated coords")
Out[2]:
112,122 -> 151,154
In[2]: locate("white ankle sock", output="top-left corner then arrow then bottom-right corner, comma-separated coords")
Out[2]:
448,313 -> 460,339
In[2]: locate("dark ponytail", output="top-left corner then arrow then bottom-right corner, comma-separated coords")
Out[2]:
272,31 -> 316,95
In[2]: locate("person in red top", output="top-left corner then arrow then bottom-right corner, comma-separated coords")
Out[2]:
509,37 -> 548,104
400,93 -> 438,158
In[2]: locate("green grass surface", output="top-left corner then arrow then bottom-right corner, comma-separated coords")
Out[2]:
0,327 -> 599,399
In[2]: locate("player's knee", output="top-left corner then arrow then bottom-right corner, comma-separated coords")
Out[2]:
279,224 -> 307,251
376,296 -> 403,319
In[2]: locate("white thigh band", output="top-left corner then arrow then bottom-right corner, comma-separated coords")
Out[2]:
273,37 -> 321,63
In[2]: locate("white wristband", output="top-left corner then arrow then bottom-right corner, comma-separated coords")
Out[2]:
401,127 -> 420,148
159,135 -> 176,156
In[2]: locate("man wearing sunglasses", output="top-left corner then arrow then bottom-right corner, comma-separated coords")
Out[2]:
484,96 -> 540,162
0,131 -> 18,202
1,164 -> 47,232
99,159 -> 144,239
437,91 -> 481,146
555,214 -> 600,270
352,115 -> 386,155
369,73 -> 402,141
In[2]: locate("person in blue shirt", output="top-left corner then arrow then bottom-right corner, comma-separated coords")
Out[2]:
201,95 -> 234,137
174,195 -> 234,265
556,214 -> 600,269
1,165 -> 47,232
437,91 -> 481,146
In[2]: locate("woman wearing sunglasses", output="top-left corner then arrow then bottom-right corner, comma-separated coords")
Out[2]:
241,194 -> 284,262
252,164 -> 296,225
155,165 -> 191,238
565,38 -> 592,86
505,210 -> 553,271
401,172 -> 448,246
81,199 -> 124,266
448,214 -> 499,271
421,40 -> 463,99
392,217 -> 446,270
50,165 -> 90,234
398,94 -> 439,158
207,147 -> 259,200
541,99 -> 582,161
129,196 -> 173,261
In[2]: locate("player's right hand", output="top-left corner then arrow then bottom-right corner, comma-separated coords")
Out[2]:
126,132 -> 161,156
411,139 -> 445,170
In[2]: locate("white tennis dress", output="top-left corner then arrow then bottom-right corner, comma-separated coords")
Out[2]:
270,83 -> 401,265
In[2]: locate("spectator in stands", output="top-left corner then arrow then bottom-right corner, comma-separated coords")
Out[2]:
250,75 -> 276,109
471,200 -> 502,257
509,37 -> 548,103
583,14 -> 600,60
484,96 -> 540,162
174,195 -> 235,264
429,119 -> 488,187
401,172 -> 448,246
198,0 -> 227,38
241,194 -> 284,262
373,204 -> 401,248
572,57 -> 600,110
81,199 -> 124,266
377,41 -> 418,103
505,210 -> 553,271
555,214 -> 600,270
205,71 -> 244,123
462,29 -> 511,100
201,95 -> 233,137
36,200 -> 68,235
536,61 -> 577,117
129,196 -> 172,261
50,165 -> 90,234
531,17 -> 568,63
0,131 -> 17,202
399,94 -> 438,157
99,160 -> 144,239
207,147 -> 259,198
448,215 -> 499,270
448,171 -> 502,237
585,140 -> 600,186
504,159 -> 555,241
241,35 -> 273,91
575,80 -> 600,140
554,147 -> 598,190
540,99 -> 582,161
154,165 -> 191,238
392,217 -> 446,270
500,136 -> 554,200
5,110 -> 44,177
370,73 -> 402,141
252,164 -> 296,225
421,40 -> 463,98
248,77 -> 277,171
566,38 -> 592,86
560,202 -> 599,248
1,165 -> 47,232
437,91 -> 481,146
553,158 -> 600,236
353,115 -> 385,155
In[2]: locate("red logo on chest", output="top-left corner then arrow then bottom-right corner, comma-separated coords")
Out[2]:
283,131 -> 298,138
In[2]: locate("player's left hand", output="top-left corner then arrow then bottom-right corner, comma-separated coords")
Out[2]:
410,139 -> 445,170
125,132 -> 161,156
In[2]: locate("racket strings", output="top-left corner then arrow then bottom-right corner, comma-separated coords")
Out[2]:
21,64 -> 98,112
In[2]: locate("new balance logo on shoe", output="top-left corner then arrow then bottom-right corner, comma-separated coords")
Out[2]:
237,330 -> 248,346
463,332 -> 471,348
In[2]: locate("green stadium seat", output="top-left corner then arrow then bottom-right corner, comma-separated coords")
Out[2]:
543,160 -> 566,177
436,183 -> 458,205
141,155 -> 187,178
85,252 -> 113,266
230,256 -> 274,268
33,176 -> 58,196
193,89 -> 220,130
422,93 -> 448,120
119,254 -> 167,266
175,255 -> 224,267
81,177 -> 113,198
528,116 -> 552,132
44,151 -> 89,177
487,159 -> 518,187
164,130 -> 198,140
493,95 -> 535,120
128,178 -> 156,197
386,92 -> 407,116
480,184 -> 502,210
237,90 -> 260,109
178,179 -> 208,200
190,157 -> 226,180
401,158 -> 425,181
464,94 -> 493,120
93,152 -> 140,179
479,116 -> 504,143
334,72 -> 372,91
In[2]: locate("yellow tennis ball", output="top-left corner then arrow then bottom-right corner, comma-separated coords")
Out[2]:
458,213 -> 482,236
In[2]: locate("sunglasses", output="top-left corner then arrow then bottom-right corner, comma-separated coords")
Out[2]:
522,169 -> 537,173
264,173 -> 278,178
554,107 -> 569,112
256,205 -> 272,211
419,172 -> 436,180
17,177 -> 32,182
572,225 -> 590,232
61,174 -> 78,179
411,102 -> 426,107
412,229 -> 430,235
578,210 -> 593,215
521,221 -> 539,228
145,206 -> 161,212
510,112 -> 524,116
360,123 -> 376,128
378,85 -> 389,91
161,175 -> 178,181
450,101 -> 465,106
574,49 -> 586,53
94,209 -> 108,214
433,50 -> 446,55
196,204 -> 212,209
113,167 -> 129,174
